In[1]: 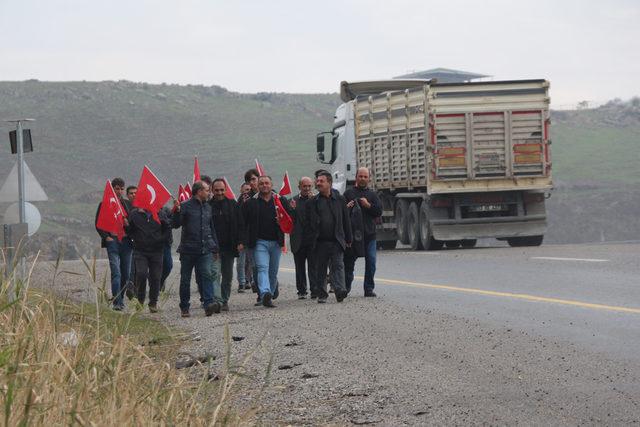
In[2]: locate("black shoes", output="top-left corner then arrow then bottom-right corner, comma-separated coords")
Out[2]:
181,309 -> 190,318
317,298 -> 327,304
237,287 -> 245,293
336,290 -> 347,303
205,302 -> 221,316
297,294 -> 307,300
262,293 -> 275,308
364,292 -> 377,297
221,303 -> 229,312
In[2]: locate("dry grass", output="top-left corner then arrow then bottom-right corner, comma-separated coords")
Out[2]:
0,253 -> 257,426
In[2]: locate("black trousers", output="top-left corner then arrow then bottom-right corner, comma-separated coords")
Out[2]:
134,250 -> 163,306
293,245 -> 316,296
312,241 -> 346,299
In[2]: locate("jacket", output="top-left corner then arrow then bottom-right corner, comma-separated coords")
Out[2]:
343,186 -> 382,239
172,197 -> 219,255
242,192 -> 293,249
345,201 -> 365,258
95,197 -> 132,248
126,208 -> 171,253
290,193 -> 313,253
303,191 -> 353,251
210,197 -> 245,256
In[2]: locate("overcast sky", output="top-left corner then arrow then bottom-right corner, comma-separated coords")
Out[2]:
1,0 -> 638,108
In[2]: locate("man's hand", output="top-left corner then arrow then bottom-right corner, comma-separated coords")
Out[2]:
213,253 -> 219,261
105,236 -> 114,242
359,197 -> 371,209
290,199 -> 297,209
346,241 -> 352,248
123,218 -> 129,226
346,200 -> 356,208
237,243 -> 244,252
173,199 -> 180,212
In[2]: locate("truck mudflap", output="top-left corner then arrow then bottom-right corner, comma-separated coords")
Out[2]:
430,215 -> 546,240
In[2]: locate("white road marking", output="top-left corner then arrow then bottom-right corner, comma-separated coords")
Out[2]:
531,256 -> 609,263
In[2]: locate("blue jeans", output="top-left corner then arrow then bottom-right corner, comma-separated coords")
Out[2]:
345,238 -> 377,294
253,239 -> 281,298
179,253 -> 214,311
106,238 -> 133,307
161,243 -> 173,289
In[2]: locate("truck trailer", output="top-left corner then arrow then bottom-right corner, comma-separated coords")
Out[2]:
316,79 -> 552,250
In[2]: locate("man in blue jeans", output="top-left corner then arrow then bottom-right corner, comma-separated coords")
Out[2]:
172,180 -> 221,317
95,177 -> 133,311
343,167 -> 383,297
241,176 -> 292,308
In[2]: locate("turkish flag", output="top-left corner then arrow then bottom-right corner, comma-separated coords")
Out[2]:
193,156 -> 201,183
279,171 -> 292,196
274,194 -> 293,234
255,158 -> 265,176
184,183 -> 192,198
96,180 -> 127,241
223,177 -> 237,200
177,184 -> 189,203
133,165 -> 171,222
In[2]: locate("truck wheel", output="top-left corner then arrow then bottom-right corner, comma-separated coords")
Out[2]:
445,240 -> 462,249
407,202 -> 423,250
507,235 -> 544,247
461,239 -> 477,248
395,199 -> 410,245
419,202 -> 443,250
378,240 -> 397,250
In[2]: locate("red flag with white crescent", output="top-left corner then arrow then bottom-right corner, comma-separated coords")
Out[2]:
279,171 -> 292,196
177,184 -> 188,203
96,180 -> 127,241
255,159 -> 265,176
223,177 -> 237,200
184,183 -> 192,198
133,165 -> 172,222
193,156 -> 201,183
274,194 -> 293,234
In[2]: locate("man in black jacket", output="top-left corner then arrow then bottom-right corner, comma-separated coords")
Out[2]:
126,206 -> 171,313
210,178 -> 245,311
95,177 -> 133,311
242,176 -> 293,308
304,171 -> 352,303
290,176 -> 316,299
172,180 -> 221,317
344,167 -> 383,297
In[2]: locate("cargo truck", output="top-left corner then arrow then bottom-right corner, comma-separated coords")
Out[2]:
316,79 -> 552,250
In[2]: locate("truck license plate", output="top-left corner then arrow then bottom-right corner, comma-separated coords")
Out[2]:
469,204 -> 507,212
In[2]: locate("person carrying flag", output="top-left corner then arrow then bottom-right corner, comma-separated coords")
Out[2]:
95,177 -> 133,311
172,180 -> 221,317
241,175 -> 293,308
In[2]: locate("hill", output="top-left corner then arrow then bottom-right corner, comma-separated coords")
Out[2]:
0,81 -> 638,257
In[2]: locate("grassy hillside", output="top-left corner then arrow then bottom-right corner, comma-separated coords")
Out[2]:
0,81 -> 638,255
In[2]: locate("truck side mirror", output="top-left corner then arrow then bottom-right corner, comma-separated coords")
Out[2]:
316,132 -> 333,164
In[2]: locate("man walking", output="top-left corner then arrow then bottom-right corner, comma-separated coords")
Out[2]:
95,177 -> 133,311
304,171 -> 352,304
172,180 -> 221,317
210,178 -> 245,312
290,176 -> 316,299
126,205 -> 171,313
240,169 -> 260,295
344,167 -> 382,297
236,182 -> 252,292
160,205 -> 174,292
242,176 -> 292,308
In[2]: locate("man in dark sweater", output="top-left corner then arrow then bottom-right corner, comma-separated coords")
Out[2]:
210,178 -> 245,311
126,206 -> 171,312
344,167 -> 383,297
290,176 -> 316,299
304,171 -> 352,303
242,176 -> 293,308
172,180 -> 221,317
95,177 -> 133,311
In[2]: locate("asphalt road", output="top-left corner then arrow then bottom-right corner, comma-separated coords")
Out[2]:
278,240 -> 640,363
42,241 -> 640,425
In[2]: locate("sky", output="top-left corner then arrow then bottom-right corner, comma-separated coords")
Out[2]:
1,0 -> 639,108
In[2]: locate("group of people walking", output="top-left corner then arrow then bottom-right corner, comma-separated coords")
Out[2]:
95,166 -> 382,317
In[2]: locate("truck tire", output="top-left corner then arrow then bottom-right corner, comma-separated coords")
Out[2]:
407,201 -> 423,250
461,239 -> 477,248
507,235 -> 544,247
395,199 -> 410,245
419,202 -> 444,251
378,240 -> 397,250
445,240 -> 462,249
